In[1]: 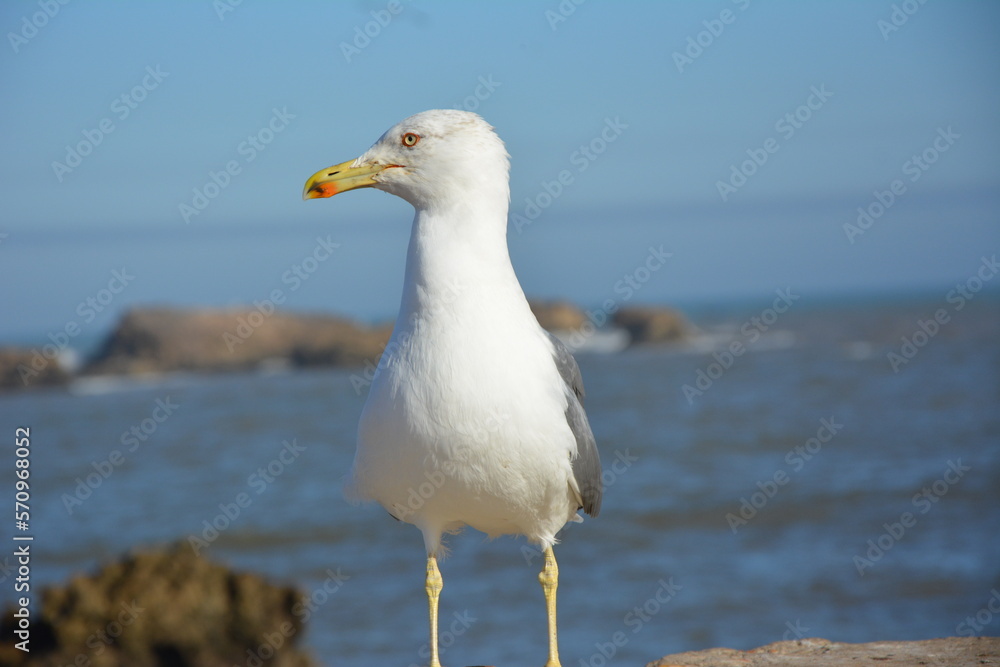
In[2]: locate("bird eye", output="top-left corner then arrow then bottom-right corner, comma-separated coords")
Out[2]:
401,132 -> 420,147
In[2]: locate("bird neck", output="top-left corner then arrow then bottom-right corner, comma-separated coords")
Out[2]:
397,198 -> 524,327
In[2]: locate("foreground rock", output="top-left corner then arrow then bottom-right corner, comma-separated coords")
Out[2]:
0,347 -> 70,392
613,305 -> 692,344
84,307 -> 391,376
0,544 -> 318,667
646,636 -> 1000,667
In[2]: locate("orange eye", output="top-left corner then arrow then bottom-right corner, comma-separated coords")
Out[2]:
401,132 -> 420,147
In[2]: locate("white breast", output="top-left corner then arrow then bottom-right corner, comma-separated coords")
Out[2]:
346,210 -> 581,551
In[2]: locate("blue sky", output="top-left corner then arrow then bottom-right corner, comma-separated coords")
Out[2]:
1,1 -> 998,342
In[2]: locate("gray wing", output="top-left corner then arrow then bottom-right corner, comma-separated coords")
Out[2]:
546,331 -> 602,517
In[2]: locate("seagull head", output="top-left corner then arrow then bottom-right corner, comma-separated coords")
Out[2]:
303,109 -> 510,212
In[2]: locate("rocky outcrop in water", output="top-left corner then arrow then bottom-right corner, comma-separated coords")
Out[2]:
529,299 -> 588,332
613,305 -> 692,344
0,300 -> 693,391
530,300 -> 693,346
0,347 -> 71,392
83,306 -> 392,376
82,302 -> 693,377
0,544 -> 319,667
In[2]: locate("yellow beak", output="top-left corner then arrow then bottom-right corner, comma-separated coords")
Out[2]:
302,159 -> 393,200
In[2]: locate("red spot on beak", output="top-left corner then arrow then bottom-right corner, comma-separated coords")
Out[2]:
311,183 -> 338,198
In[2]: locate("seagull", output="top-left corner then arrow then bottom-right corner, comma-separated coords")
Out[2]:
303,109 -> 602,667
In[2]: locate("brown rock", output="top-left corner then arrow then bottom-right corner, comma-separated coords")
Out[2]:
292,322 -> 394,368
0,347 -> 70,392
0,544 -> 319,667
613,305 -> 691,345
646,636 -> 1000,667
529,299 -> 588,332
83,306 -> 391,376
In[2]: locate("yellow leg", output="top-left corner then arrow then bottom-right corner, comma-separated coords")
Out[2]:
425,554 -> 444,667
539,546 -> 561,667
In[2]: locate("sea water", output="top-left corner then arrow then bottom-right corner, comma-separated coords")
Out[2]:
2,295 -> 998,666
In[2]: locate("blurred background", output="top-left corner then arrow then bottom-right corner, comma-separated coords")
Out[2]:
1,2 -> 998,666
